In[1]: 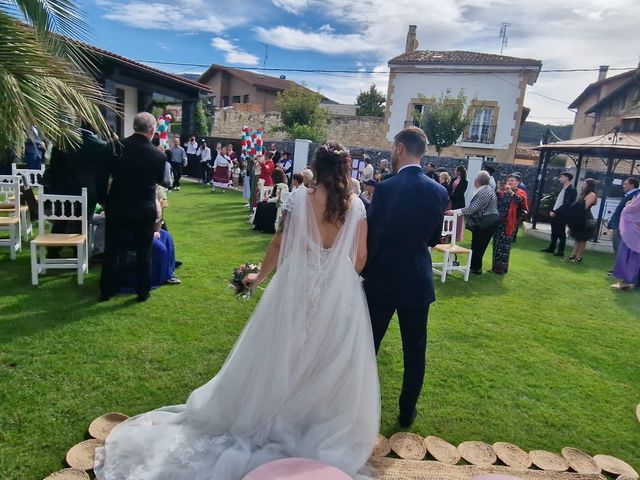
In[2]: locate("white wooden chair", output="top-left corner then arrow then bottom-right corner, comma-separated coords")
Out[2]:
12,163 -> 45,192
258,185 -> 274,202
431,214 -> 473,282
30,187 -> 88,285
0,176 -> 22,259
275,188 -> 290,232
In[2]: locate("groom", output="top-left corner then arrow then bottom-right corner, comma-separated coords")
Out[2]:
363,127 -> 448,427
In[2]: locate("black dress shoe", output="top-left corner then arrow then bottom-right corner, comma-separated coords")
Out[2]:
553,252 -> 564,257
470,269 -> 483,275
137,292 -> 150,302
98,294 -> 112,303
398,408 -> 418,428
541,247 -> 555,253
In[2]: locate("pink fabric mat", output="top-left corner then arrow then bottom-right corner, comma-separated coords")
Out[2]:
242,458 -> 351,480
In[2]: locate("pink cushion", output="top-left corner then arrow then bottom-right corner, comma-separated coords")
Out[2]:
242,458 -> 351,480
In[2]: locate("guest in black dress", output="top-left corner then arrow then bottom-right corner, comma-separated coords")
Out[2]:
252,168 -> 289,234
567,178 -> 598,262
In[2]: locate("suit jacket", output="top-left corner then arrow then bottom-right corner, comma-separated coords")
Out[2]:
363,166 -> 448,308
45,130 -> 111,203
609,188 -> 640,230
98,134 -> 166,220
552,185 -> 577,217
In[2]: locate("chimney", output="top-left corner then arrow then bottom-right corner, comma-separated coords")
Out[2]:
405,25 -> 418,54
598,65 -> 609,81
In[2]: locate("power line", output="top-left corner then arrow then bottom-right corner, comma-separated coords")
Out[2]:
135,59 -> 636,75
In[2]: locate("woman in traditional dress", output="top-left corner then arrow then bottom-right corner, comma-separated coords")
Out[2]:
212,146 -> 231,193
491,174 -> 528,274
611,194 -> 640,290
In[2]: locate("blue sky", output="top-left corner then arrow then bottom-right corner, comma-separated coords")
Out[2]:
87,0 -> 640,126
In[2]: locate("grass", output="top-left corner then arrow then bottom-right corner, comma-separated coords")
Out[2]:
0,182 -> 638,479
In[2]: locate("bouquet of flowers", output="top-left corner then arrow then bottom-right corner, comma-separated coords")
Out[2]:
229,263 -> 261,299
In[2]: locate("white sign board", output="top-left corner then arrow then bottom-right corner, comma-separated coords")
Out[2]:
465,156 -> 484,205
292,139 -> 312,173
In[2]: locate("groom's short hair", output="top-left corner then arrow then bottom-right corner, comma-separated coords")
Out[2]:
394,127 -> 427,157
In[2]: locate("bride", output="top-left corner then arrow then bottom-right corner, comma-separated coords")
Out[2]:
94,143 -> 381,479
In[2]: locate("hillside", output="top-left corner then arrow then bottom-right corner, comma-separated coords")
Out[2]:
518,121 -> 573,145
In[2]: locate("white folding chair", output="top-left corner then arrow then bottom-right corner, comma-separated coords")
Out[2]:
275,188 -> 290,232
30,187 -> 89,285
431,214 -> 473,282
0,176 -> 22,259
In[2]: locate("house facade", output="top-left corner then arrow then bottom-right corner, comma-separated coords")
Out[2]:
385,26 -> 542,163
198,65 -> 336,113
569,66 -> 640,139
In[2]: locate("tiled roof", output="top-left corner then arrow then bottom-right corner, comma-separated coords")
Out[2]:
199,65 -> 295,91
584,71 -> 640,114
80,42 -> 211,93
389,50 -> 542,67
568,69 -> 636,109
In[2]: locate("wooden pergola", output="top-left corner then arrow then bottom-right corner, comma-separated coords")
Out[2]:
531,128 -> 640,241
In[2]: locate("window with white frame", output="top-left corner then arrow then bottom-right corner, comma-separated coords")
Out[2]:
412,104 -> 432,127
468,107 -> 494,143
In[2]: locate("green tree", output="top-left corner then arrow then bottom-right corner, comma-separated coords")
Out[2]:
1,0 -> 110,152
276,83 -> 328,143
356,84 -> 386,117
194,100 -> 210,137
414,89 -> 473,156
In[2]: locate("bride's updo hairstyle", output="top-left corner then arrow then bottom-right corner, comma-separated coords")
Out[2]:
310,142 -> 352,225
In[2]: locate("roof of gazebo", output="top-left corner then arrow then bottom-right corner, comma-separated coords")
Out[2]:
534,131 -> 640,159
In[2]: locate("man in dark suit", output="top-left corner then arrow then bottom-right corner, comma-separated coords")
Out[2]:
98,112 -> 166,302
541,171 -> 577,257
363,127 -> 448,427
608,176 -> 640,256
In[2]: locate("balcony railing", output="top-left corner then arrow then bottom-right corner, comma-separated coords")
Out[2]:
462,125 -> 497,144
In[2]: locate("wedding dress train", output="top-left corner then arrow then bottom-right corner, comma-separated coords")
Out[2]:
94,189 -> 380,479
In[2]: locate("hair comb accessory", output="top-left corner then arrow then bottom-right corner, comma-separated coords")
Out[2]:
322,143 -> 350,159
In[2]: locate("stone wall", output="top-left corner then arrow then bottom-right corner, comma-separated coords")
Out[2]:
212,107 -> 389,148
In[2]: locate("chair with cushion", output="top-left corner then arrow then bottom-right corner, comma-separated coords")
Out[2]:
30,187 -> 88,285
431,214 -> 473,282
0,176 -> 22,259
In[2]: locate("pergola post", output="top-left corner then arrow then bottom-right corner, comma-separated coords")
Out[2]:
574,154 -> 583,188
531,129 -> 550,229
532,149 -> 550,229
592,153 -> 615,243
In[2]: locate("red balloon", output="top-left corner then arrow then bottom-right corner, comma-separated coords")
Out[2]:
241,140 -> 247,146
251,148 -> 256,155
256,139 -> 262,146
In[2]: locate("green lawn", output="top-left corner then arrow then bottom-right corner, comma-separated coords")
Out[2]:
1,182 -> 638,479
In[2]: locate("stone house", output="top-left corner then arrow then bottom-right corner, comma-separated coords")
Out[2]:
569,65 -> 640,139
198,64 -> 335,113
385,25 -> 542,163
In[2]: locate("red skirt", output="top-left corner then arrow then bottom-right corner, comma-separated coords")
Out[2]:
213,166 -> 230,188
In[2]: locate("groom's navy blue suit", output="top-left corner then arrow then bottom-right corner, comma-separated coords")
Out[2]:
363,165 -> 448,418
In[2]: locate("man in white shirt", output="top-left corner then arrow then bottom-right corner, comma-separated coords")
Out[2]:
184,136 -> 199,177
361,155 -> 374,182
197,140 -> 212,184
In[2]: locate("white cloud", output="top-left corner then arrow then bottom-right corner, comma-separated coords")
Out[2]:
96,0 -> 258,34
255,26 -> 379,55
271,0 -> 309,14
211,38 -> 260,66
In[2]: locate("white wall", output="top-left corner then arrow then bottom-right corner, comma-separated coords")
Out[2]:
115,83 -> 139,138
387,70 -> 523,150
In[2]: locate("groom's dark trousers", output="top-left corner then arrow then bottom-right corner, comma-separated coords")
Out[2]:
363,165 -> 448,418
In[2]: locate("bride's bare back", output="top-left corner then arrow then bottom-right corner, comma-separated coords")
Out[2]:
307,186 -> 344,249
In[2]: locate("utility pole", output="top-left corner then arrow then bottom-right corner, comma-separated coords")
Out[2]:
499,22 -> 510,55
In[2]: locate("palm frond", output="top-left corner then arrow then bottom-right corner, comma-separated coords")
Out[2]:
0,13 -> 111,152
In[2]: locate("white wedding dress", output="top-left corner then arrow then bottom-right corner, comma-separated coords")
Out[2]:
94,189 -> 381,480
